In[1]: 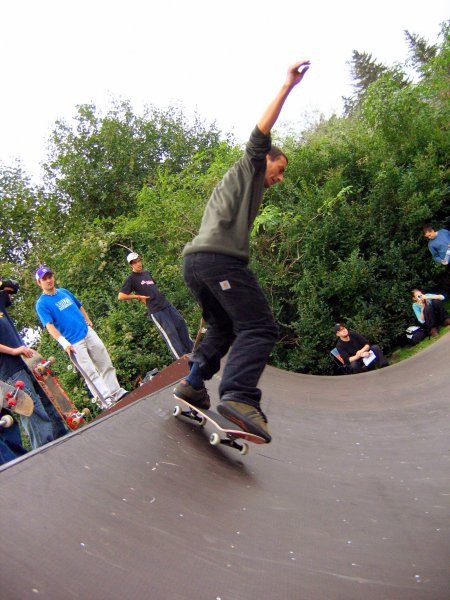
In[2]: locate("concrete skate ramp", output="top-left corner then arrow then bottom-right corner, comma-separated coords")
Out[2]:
1,338 -> 449,600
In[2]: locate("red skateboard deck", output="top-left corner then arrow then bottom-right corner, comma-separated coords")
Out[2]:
24,353 -> 90,430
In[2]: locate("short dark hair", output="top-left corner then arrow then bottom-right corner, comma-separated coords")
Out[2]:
422,223 -> 435,233
268,146 -> 288,164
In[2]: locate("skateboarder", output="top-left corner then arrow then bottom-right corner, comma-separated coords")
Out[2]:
35,266 -> 128,409
0,289 -> 65,450
174,60 -> 311,443
118,253 -> 193,360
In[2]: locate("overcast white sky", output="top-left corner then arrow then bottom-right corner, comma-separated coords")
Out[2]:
0,0 -> 448,181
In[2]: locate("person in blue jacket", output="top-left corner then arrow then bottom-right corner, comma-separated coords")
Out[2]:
411,289 -> 450,337
422,225 -> 450,265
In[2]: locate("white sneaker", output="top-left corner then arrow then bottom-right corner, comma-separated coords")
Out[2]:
100,397 -> 115,410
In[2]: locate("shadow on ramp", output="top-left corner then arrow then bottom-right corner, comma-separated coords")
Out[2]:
0,337 -> 449,599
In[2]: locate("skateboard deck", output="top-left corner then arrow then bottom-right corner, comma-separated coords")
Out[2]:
23,352 -> 90,430
173,394 -> 267,455
0,379 -> 34,417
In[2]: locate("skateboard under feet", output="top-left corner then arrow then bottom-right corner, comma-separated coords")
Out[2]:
172,395 -> 267,455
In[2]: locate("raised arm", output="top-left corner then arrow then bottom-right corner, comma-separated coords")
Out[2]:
257,60 -> 310,135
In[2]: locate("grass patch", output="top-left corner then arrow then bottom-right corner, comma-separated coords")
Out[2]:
388,298 -> 450,365
389,325 -> 450,364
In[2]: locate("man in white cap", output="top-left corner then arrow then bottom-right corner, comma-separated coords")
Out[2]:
35,266 -> 128,409
118,252 -> 193,360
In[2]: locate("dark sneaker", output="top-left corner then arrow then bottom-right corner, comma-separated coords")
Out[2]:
217,400 -> 271,443
173,379 -> 211,410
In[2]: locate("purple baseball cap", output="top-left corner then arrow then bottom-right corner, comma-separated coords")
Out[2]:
35,266 -> 53,280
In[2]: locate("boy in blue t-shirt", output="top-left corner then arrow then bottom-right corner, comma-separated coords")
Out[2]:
35,266 -> 128,409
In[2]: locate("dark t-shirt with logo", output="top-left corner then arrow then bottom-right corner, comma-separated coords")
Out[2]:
336,331 -> 369,365
120,271 -> 170,316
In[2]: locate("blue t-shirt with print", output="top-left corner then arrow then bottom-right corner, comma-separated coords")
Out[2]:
35,288 -> 88,344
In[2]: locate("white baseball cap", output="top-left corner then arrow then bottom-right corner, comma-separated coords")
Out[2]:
126,252 -> 140,263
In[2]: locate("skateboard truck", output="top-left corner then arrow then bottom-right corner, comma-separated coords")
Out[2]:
35,356 -> 56,376
5,380 -> 25,408
173,404 -> 206,426
208,431 -> 248,455
0,414 -> 14,428
66,409 -> 91,429
172,404 -> 249,455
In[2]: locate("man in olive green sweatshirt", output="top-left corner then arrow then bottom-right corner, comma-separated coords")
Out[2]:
174,61 -> 310,442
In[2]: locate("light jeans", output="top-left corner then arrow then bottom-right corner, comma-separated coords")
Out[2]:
7,369 -> 56,449
72,328 -> 127,403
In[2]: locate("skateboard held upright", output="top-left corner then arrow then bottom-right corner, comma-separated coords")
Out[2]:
23,352 -> 90,430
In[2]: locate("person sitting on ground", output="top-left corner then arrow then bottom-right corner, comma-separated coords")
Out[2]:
334,323 -> 388,374
411,289 -> 450,338
118,252 -> 193,360
35,266 -> 128,410
422,224 -> 450,265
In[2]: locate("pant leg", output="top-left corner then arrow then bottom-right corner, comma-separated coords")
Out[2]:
0,414 -> 27,464
431,299 -> 449,325
151,305 -> 193,359
83,328 -> 127,400
184,252 -> 278,407
183,253 -> 238,380
349,360 -> 365,374
170,305 -> 194,355
423,304 -> 437,333
370,344 -> 388,368
7,369 -> 55,449
72,331 -> 116,401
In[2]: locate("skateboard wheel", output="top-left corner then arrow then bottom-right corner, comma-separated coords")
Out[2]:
198,416 -> 206,427
15,380 -> 24,390
238,443 -> 249,456
209,432 -> 221,446
0,415 -> 14,428
173,405 -> 182,417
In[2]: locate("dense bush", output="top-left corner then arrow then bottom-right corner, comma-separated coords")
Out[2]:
1,26 -> 448,385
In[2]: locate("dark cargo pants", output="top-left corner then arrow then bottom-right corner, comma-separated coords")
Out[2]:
183,252 -> 278,407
